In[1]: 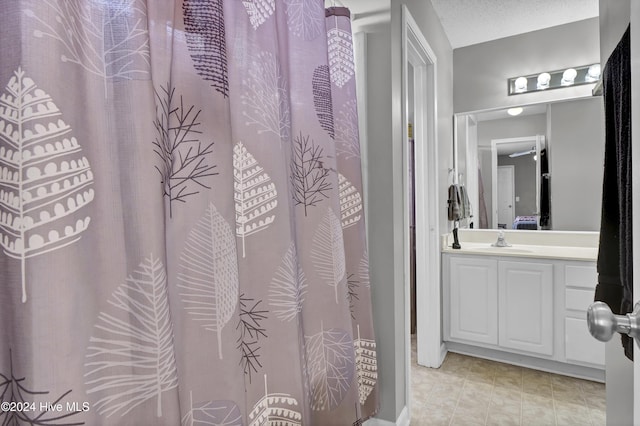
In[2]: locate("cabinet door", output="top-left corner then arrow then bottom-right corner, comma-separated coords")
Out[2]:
499,261 -> 553,355
449,256 -> 498,345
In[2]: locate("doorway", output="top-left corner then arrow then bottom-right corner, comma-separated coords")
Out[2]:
490,135 -> 544,230
401,7 -> 441,412
497,165 -> 515,228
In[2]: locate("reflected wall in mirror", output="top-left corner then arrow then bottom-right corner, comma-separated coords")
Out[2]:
455,96 -> 605,231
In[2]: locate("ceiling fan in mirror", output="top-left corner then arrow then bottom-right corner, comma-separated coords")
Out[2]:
508,147 -> 536,158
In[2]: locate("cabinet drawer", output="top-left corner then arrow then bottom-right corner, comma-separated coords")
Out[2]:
565,288 -> 596,312
565,317 -> 605,366
565,264 -> 597,289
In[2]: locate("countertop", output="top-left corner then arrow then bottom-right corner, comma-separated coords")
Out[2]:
441,229 -> 599,262
441,241 -> 598,262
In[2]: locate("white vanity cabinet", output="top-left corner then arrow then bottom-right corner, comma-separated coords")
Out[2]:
443,251 -> 604,379
447,256 -> 553,354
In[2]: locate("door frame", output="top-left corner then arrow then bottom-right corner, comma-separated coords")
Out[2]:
631,0 -> 640,421
401,4 -> 441,406
496,165 -> 515,228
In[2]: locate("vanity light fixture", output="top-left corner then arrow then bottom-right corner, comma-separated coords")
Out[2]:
508,63 -> 600,95
507,107 -> 523,116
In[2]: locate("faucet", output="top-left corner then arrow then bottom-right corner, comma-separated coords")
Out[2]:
492,230 -> 512,247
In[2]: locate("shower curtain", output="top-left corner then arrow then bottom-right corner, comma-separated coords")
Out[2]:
0,1 -> 378,424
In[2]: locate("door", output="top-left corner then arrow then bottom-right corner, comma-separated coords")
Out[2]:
633,2 -> 640,421
586,4 -> 639,423
497,165 -> 515,228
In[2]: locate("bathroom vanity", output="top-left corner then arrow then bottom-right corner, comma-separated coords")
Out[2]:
442,229 -> 604,381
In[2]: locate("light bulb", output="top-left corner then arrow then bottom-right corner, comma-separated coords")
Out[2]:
561,68 -> 577,86
507,107 -> 523,116
586,64 -> 601,82
514,77 -> 528,93
537,72 -> 551,89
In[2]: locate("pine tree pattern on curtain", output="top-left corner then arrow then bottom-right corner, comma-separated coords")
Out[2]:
0,1 -> 377,424
25,0 -> 151,84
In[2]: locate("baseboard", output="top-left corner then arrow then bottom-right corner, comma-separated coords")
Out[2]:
446,341 -> 605,382
363,406 -> 409,426
396,406 -> 409,426
439,342 -> 447,365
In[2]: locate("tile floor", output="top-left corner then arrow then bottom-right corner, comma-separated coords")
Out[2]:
410,337 -> 606,425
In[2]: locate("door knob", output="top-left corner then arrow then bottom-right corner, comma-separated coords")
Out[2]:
587,301 -> 640,344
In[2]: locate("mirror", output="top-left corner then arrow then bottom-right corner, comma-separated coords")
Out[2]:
454,96 -> 604,231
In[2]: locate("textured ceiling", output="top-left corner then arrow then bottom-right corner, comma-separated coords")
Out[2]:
430,0 -> 599,48
334,0 -> 599,48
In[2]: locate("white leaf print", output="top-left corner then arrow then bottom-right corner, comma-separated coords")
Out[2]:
242,0 -> 275,30
336,99 -> 360,159
269,242 -> 307,321
306,324 -> 355,411
284,0 -> 324,40
248,374 -> 302,426
0,68 -> 94,303
327,27 -> 355,88
25,0 -> 150,86
338,173 -> 362,229
233,142 -> 277,258
311,209 -> 345,304
178,202 -> 239,360
241,52 -> 291,144
359,251 -> 370,289
181,391 -> 243,426
85,254 -> 178,418
354,324 -> 377,405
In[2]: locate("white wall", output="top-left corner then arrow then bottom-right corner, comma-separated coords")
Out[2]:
454,18 -> 600,114
599,0 -> 631,63
361,26 -> 401,422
